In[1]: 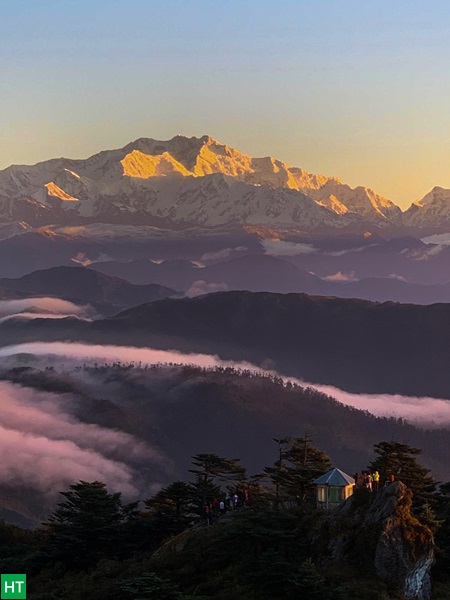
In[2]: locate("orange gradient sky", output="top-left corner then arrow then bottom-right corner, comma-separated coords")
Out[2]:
2,1 -> 450,210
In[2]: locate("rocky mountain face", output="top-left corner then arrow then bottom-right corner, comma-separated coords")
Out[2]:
404,186 -> 450,228
326,482 -> 435,600
0,135 -> 406,230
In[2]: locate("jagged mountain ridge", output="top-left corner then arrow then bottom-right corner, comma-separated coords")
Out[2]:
0,135 -> 404,229
404,185 -> 450,227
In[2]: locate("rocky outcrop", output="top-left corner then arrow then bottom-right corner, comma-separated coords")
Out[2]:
324,482 -> 435,600
364,482 -> 434,599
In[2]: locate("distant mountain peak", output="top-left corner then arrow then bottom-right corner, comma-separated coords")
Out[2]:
121,150 -> 192,179
0,134 -> 411,229
404,185 -> 450,227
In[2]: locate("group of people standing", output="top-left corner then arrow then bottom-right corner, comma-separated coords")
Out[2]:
353,470 -> 394,492
204,490 -> 249,525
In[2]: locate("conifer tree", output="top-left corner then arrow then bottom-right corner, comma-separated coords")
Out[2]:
145,480 -> 192,519
188,453 -> 246,485
264,436 -> 331,506
188,453 -> 246,513
369,441 -> 437,508
46,480 -> 134,567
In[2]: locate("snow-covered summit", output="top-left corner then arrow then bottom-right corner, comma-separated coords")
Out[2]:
404,186 -> 450,228
0,135 -> 403,229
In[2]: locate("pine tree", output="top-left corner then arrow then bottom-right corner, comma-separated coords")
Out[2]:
369,441 -> 437,509
46,480 -> 132,567
264,436 -> 331,506
144,480 -> 194,533
188,453 -> 246,513
145,481 -> 192,520
188,453 -> 246,485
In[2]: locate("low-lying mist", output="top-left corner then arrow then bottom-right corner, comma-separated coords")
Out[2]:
0,380 -> 169,499
0,298 -> 93,321
1,341 -> 449,429
2,340 -> 450,522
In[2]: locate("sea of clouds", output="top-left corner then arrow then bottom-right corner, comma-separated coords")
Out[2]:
0,379 -> 168,498
0,298 -> 93,322
1,341 -> 449,429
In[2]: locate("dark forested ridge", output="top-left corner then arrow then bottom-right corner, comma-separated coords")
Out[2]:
104,291 -> 450,398
2,290 -> 450,398
2,438 -> 450,600
2,363 -> 450,522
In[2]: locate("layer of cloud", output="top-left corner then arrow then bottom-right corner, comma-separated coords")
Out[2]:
402,245 -> 445,261
325,245 -> 372,257
388,273 -> 407,281
71,252 -> 114,266
185,280 -> 228,298
322,271 -> 358,282
0,342 -> 249,370
0,298 -> 91,320
262,240 -> 316,256
0,312 -> 86,324
421,233 -> 450,246
308,382 -> 450,428
1,342 -> 449,429
0,381 -> 166,497
200,246 -> 248,264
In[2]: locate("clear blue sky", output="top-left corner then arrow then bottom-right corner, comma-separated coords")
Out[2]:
2,0 -> 450,208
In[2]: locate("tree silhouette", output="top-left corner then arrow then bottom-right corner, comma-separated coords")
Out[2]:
188,453 -> 246,513
188,453 -> 246,485
46,480 -> 136,567
264,436 -> 331,506
145,481 -> 192,520
369,441 -> 437,509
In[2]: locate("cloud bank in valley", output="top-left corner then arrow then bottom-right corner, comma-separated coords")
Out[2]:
0,298 -> 92,321
200,246 -> 248,264
307,383 -> 450,429
1,341 -> 449,428
262,240 -> 316,256
0,380 -> 169,498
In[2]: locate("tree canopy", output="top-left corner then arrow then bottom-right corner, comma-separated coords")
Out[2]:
369,441 -> 437,509
46,480 -> 137,567
264,436 -> 331,506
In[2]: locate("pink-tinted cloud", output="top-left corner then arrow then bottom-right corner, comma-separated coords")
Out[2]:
323,270 -> 358,282
1,342 -> 449,429
306,382 -> 450,428
0,312 -> 87,323
0,298 -> 91,319
0,380 -> 169,496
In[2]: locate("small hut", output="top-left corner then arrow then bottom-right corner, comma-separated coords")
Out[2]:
313,467 -> 355,509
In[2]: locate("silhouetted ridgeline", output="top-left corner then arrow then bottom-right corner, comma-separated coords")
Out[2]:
2,291 -> 450,398
3,364 -> 450,488
1,436 -> 450,600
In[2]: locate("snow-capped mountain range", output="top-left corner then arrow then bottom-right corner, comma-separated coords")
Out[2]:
0,134 -> 447,231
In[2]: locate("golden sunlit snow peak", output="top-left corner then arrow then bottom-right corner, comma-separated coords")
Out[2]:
45,182 -> 78,201
121,150 -> 192,178
193,143 -> 254,177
